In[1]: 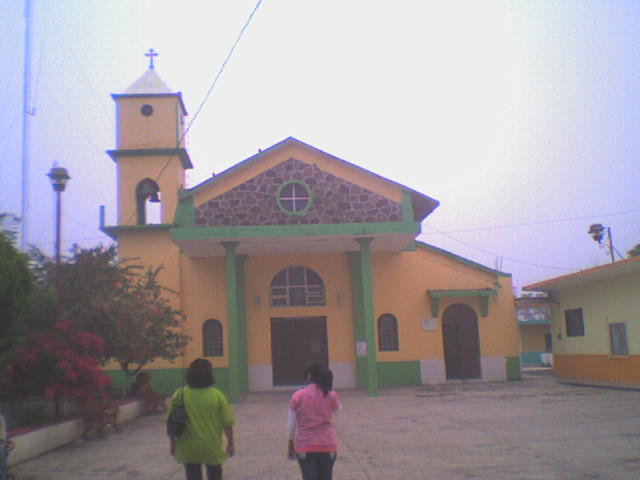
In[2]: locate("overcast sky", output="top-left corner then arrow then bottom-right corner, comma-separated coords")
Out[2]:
1,0 -> 639,290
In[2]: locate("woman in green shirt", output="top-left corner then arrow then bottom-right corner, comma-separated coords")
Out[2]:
169,359 -> 235,480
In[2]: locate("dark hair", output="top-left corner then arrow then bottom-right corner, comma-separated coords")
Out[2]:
304,361 -> 333,397
186,358 -> 215,388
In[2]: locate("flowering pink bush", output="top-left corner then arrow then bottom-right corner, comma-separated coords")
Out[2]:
8,322 -> 111,401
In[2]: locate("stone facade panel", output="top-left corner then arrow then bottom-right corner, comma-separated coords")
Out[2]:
194,158 -> 403,227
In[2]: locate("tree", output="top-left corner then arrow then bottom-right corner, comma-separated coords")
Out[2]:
7,321 -> 112,408
45,245 -> 190,387
0,232 -> 34,342
627,244 -> 640,258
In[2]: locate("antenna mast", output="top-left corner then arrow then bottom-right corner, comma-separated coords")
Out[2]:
20,0 -> 33,250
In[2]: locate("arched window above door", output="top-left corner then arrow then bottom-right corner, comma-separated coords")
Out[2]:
136,178 -> 161,225
203,319 -> 223,357
378,313 -> 399,351
270,266 -> 325,306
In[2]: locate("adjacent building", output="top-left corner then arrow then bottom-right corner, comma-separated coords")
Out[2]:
524,256 -> 640,388
515,295 -> 553,367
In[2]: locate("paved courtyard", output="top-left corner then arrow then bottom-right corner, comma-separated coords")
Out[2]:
10,370 -> 640,480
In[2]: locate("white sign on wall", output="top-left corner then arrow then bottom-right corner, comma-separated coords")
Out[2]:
421,317 -> 437,331
356,341 -> 368,357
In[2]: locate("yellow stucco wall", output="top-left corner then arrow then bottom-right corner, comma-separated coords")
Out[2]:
179,256 -> 228,366
520,325 -> 549,353
116,96 -> 184,150
104,229 -> 185,371
550,270 -> 640,356
371,247 -> 518,362
111,239 -> 518,371
243,253 -> 355,366
116,155 -> 184,225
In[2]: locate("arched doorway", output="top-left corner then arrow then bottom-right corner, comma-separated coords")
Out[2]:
442,303 -> 481,379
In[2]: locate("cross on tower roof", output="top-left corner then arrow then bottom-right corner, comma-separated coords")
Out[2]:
145,48 -> 158,69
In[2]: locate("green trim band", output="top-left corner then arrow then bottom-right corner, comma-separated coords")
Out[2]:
377,361 -> 421,388
428,289 -> 498,298
107,148 -> 193,169
517,318 -> 551,325
101,223 -> 175,239
401,190 -> 414,223
104,367 -> 233,396
174,193 -> 195,226
171,221 -> 421,241
506,357 -> 522,380
428,288 -> 497,317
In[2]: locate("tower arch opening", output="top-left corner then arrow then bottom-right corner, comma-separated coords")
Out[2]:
136,178 -> 162,225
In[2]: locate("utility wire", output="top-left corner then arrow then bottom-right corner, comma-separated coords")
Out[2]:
121,0 -> 263,227
428,209 -> 640,234
422,224 -> 574,272
154,0 -> 263,183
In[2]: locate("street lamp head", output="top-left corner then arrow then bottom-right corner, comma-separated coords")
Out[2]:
48,166 -> 71,192
588,223 -> 605,244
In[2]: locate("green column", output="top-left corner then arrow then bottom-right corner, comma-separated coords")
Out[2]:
347,252 -> 367,389
237,255 -> 249,394
355,237 -> 378,396
222,241 -> 240,402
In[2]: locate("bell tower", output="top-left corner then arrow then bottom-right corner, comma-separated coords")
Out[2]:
108,50 -> 193,226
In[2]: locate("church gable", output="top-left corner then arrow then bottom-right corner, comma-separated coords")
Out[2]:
194,157 -> 403,227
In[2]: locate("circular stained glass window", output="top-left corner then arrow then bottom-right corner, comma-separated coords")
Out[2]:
276,180 -> 312,215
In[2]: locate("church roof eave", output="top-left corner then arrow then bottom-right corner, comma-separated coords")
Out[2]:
181,137 -> 439,221
416,241 -> 512,278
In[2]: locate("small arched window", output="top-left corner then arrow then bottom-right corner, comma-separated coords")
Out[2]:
136,178 -> 161,225
270,266 -> 325,306
203,319 -> 223,357
378,313 -> 399,351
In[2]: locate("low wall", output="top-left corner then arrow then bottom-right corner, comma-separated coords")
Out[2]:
8,399 -> 146,467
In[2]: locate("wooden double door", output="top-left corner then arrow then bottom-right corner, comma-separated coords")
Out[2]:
270,316 -> 328,386
442,304 -> 481,379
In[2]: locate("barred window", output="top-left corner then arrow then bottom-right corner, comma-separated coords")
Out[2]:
564,308 -> 585,337
203,319 -> 223,357
378,313 -> 399,351
609,323 -> 629,356
270,266 -> 325,307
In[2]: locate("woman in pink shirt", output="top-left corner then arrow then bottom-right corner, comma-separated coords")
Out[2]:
287,362 -> 341,480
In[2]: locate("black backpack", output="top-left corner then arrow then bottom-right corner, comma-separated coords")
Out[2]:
166,387 -> 187,438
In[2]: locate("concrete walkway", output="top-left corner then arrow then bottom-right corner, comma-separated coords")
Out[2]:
10,370 -> 640,479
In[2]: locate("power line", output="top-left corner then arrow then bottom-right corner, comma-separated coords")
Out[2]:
154,0 -> 264,183
427,209 -> 640,234
121,0 -> 264,227
422,224 -> 573,272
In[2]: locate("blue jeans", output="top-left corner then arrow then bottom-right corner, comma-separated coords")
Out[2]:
184,463 -> 222,480
296,452 -> 337,480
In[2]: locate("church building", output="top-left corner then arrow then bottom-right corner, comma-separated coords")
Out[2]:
102,64 -> 520,401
